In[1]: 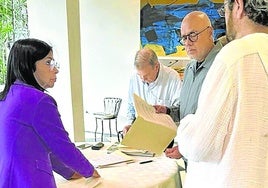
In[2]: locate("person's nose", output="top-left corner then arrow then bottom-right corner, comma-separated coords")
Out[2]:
54,67 -> 59,74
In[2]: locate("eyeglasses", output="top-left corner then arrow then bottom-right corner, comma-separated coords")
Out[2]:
217,2 -> 228,18
179,26 -> 210,45
46,59 -> 60,71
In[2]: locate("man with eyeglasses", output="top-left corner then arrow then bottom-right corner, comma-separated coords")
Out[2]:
165,11 -> 227,168
177,0 -> 268,187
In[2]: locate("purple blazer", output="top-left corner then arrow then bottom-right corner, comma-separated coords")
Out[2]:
0,81 -> 94,188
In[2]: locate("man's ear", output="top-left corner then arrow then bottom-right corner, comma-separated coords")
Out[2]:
155,62 -> 160,69
208,26 -> 213,38
233,0 -> 245,19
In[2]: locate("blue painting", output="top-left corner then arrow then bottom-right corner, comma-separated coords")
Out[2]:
140,0 -> 225,55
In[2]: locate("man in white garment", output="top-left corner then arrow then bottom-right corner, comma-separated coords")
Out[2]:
177,0 -> 268,187
123,48 -> 182,148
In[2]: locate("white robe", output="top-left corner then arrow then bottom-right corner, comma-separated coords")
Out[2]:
178,33 -> 268,188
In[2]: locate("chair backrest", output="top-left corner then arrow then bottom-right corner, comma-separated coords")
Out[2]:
103,97 -> 122,118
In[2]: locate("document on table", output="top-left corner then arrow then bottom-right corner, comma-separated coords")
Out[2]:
55,174 -> 101,188
89,151 -> 134,168
85,177 -> 102,188
120,148 -> 155,157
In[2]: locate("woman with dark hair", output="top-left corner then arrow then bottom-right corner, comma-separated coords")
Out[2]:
0,38 -> 100,188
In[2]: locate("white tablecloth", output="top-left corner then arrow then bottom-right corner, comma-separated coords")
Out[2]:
55,143 -> 182,188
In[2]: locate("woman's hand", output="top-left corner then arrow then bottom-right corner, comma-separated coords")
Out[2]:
70,172 -> 83,179
92,169 -> 101,178
70,169 -> 100,179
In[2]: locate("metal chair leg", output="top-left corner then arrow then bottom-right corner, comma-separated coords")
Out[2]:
95,118 -> 98,142
109,120 -> 112,138
95,117 -> 119,142
115,118 -> 118,133
101,120 -> 104,142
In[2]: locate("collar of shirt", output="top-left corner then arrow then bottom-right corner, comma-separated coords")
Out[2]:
188,43 -> 222,72
196,61 -> 203,69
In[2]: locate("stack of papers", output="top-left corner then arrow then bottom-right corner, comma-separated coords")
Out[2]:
120,149 -> 155,157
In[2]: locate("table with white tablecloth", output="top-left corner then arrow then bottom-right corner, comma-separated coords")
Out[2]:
55,143 -> 183,188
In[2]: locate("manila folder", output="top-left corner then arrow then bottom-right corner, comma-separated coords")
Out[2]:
121,94 -> 177,154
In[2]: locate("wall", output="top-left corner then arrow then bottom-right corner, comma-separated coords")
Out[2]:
80,0 -> 140,135
27,0 -> 75,139
27,0 -> 140,140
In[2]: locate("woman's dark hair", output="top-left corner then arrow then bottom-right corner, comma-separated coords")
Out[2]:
0,38 -> 52,100
228,0 -> 268,26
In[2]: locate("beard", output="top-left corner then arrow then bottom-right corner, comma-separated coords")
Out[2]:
226,10 -> 236,42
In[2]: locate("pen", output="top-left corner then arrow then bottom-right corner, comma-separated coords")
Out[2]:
139,160 -> 153,164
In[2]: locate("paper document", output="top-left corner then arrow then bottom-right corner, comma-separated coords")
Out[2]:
120,149 -> 155,157
90,151 -> 134,168
121,94 -> 177,154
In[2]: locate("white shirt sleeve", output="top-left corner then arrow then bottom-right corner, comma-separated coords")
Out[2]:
177,57 -> 236,163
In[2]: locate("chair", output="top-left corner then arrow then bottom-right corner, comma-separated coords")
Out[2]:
93,97 -> 122,142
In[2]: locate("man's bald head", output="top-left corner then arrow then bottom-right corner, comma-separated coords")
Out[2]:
181,11 -> 212,30
180,11 -> 214,62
